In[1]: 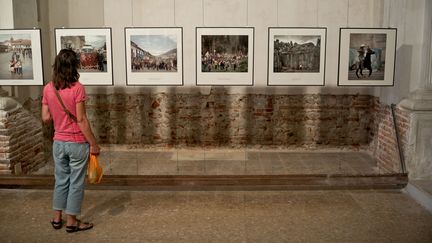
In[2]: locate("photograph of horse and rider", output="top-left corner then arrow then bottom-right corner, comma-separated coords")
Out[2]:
348,33 -> 386,81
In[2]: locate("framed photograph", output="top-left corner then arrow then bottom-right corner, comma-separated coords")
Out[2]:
268,27 -> 326,86
0,28 -> 43,85
196,27 -> 254,86
125,27 -> 183,86
55,28 -> 113,85
338,28 -> 397,86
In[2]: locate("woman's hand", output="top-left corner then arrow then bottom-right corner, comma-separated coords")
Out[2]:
90,144 -> 100,155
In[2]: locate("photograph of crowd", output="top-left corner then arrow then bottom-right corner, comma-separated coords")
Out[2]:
273,35 -> 321,73
348,33 -> 386,80
60,35 -> 108,72
0,34 -> 33,80
201,35 -> 249,72
130,35 -> 178,72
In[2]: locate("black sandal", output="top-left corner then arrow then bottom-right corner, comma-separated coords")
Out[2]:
50,220 -> 63,230
65,220 -> 93,233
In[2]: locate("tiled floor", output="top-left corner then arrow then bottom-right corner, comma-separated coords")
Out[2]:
33,145 -> 390,175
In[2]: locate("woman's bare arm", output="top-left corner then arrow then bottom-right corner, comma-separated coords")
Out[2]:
41,104 -> 52,123
76,101 -> 100,155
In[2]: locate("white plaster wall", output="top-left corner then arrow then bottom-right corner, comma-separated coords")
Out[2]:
318,0 -> 348,88
0,0 -> 14,28
247,0 -> 277,94
348,0 -> 384,27
67,0 -> 104,27
175,0 -> 203,93
379,0 -> 426,105
38,0 -> 51,88
279,0 -> 318,27
13,0 -> 38,27
132,0 -> 175,26
203,0 -> 247,26
401,0 -> 425,92
415,0 -> 432,89
103,0 -> 132,91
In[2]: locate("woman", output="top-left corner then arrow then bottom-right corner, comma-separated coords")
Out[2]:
42,49 -> 100,233
355,44 -> 366,78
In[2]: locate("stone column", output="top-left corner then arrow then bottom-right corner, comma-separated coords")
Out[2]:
399,0 -> 432,179
0,97 -> 21,174
0,97 -> 45,175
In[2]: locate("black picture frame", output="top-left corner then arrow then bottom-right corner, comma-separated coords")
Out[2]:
268,27 -> 327,86
54,27 -> 114,86
338,27 -> 397,86
196,27 -> 255,86
0,28 -> 44,86
124,27 -> 184,86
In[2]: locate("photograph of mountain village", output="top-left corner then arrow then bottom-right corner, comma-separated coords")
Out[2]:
130,35 -> 178,72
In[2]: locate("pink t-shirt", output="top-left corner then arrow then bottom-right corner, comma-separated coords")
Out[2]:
42,81 -> 88,143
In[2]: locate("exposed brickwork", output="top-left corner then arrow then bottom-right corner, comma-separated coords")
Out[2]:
0,92 -> 414,176
23,98 -> 54,165
84,91 -> 412,174
86,91 -> 376,149
0,92 -> 411,176
0,98 -> 45,175
368,98 -> 411,174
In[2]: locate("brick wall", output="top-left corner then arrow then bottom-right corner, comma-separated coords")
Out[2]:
86,91 -> 375,149
0,98 -> 45,175
84,91 -> 412,174
0,92 -> 411,175
369,98 -> 411,174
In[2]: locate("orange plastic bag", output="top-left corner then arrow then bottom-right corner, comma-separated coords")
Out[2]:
87,154 -> 103,184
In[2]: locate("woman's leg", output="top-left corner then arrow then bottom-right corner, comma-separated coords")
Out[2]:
64,143 -> 89,225
52,141 -> 70,220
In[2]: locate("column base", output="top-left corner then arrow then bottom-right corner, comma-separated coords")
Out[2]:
399,89 -> 432,111
398,89 -> 432,180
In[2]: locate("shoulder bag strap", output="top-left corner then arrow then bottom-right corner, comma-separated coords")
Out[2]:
52,83 -> 78,123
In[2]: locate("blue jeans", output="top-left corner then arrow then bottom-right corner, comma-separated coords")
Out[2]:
52,141 -> 89,215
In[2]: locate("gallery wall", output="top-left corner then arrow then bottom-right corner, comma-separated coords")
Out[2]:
0,0 -> 428,104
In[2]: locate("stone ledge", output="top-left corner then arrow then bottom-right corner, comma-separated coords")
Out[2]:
0,173 -> 408,190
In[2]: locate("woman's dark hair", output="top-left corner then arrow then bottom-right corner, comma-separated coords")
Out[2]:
52,49 -> 80,90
